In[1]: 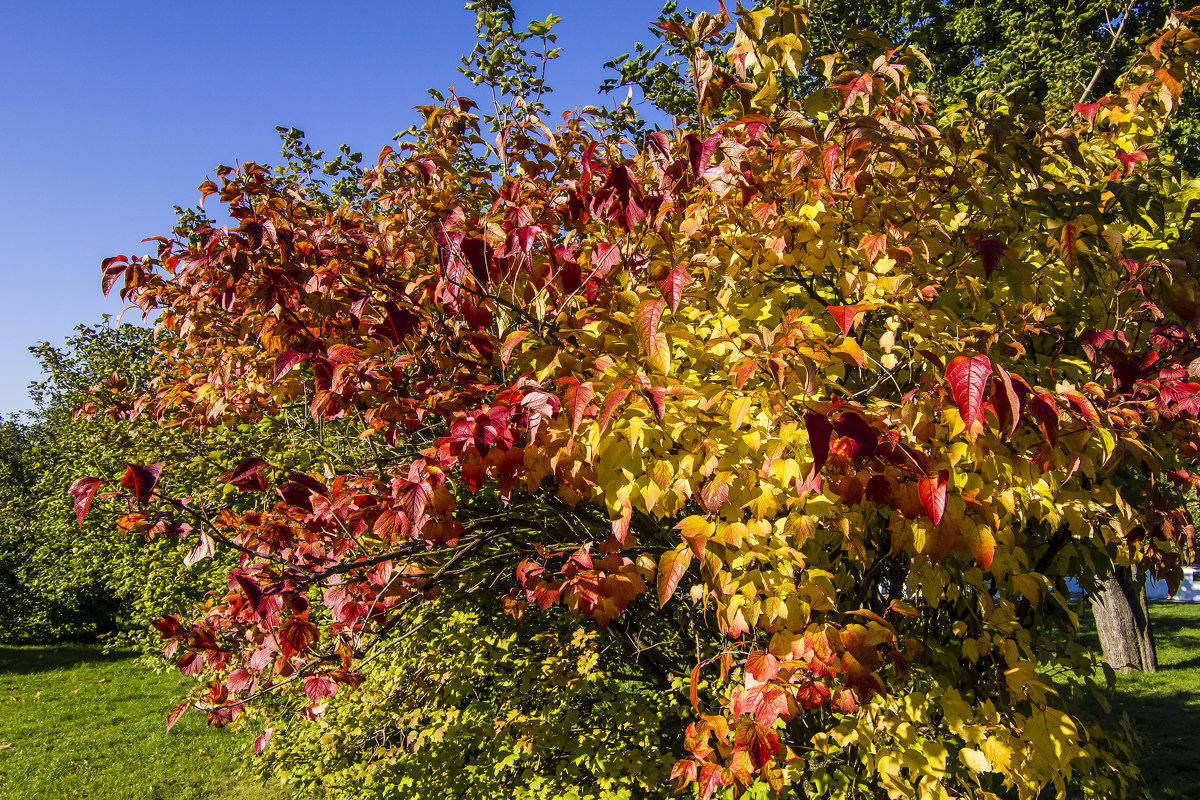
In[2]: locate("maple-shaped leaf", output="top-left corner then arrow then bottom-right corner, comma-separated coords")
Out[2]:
670,760 -> 699,792
1073,99 -> 1107,127
121,462 -> 164,504
744,651 -> 779,683
859,233 -> 887,263
918,470 -> 949,525
68,476 -> 102,527
945,355 -> 991,433
734,717 -> 781,769
697,763 -> 729,800
658,544 -> 692,607
827,304 -> 861,336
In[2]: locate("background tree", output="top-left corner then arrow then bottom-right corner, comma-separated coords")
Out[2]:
76,2 -> 1200,799
604,0 -> 1200,169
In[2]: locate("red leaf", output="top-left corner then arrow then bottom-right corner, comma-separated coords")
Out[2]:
561,381 -> 595,434
1030,394 -> 1060,446
823,144 -> 840,181
918,469 -> 949,525
833,413 -> 878,461
273,350 -> 307,381
945,355 -> 991,432
591,242 -> 621,275
327,343 -> 367,364
992,366 -> 1026,435
597,387 -> 631,433
805,412 -> 833,472
68,477 -> 102,527
166,701 -> 189,732
734,718 -> 781,769
1073,100 -> 1105,127
254,727 -> 275,755
1062,390 -> 1100,423
659,262 -> 690,313
827,305 -> 860,336
968,237 -> 1008,278
219,458 -> 271,491
121,462 -> 164,504
302,675 -> 338,704
745,651 -> 779,682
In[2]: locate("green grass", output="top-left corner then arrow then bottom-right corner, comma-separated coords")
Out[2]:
0,644 -> 288,800
1079,603 -> 1200,800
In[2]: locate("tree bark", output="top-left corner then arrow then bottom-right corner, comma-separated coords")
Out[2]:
1091,566 -> 1158,673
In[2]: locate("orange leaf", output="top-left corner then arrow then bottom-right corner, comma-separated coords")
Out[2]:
658,544 -> 693,607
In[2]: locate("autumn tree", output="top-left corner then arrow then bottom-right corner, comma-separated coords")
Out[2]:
79,2 -> 1200,798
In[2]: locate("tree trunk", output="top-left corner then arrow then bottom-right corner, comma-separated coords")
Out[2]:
1090,566 -> 1158,673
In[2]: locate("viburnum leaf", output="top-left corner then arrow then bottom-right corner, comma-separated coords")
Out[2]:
658,544 -> 693,606
945,355 -> 991,433
918,470 -> 949,525
68,476 -> 102,527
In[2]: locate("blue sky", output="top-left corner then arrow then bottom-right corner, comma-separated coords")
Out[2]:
0,1 -> 674,415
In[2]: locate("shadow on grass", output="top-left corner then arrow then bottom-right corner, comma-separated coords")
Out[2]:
1108,686 -> 1200,799
0,644 -> 133,674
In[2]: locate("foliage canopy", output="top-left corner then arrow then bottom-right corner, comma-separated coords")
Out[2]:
79,2 -> 1200,798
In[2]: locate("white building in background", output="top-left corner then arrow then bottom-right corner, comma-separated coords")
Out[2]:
1063,566 -> 1200,602
1146,565 -> 1200,602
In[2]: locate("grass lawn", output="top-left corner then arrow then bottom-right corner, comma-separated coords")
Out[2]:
1079,602 -> 1200,800
0,644 -> 287,800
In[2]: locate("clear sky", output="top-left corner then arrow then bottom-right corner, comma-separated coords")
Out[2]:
0,0 -> 674,415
